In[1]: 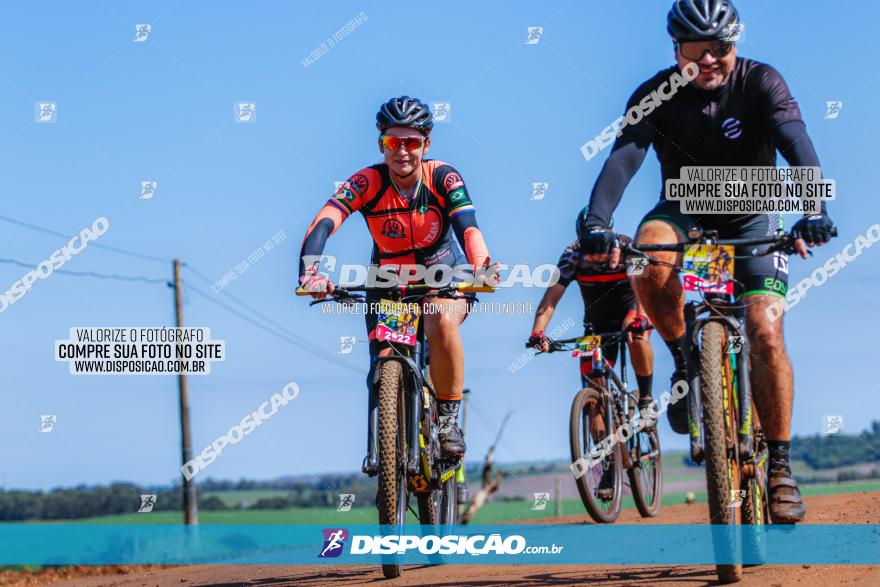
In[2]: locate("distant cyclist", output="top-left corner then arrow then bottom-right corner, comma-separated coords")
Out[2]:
298,96 -> 495,465
578,0 -> 835,523
528,218 -> 655,500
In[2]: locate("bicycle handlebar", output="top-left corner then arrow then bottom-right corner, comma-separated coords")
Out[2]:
525,324 -> 655,351
620,227 -> 837,256
296,281 -> 495,301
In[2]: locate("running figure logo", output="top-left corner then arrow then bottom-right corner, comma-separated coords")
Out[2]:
525,27 -> 544,45
721,23 -> 744,42
338,336 -> 356,355
133,24 -> 152,42
138,494 -> 157,513
337,494 -> 355,511
824,101 -> 843,120
140,181 -> 157,200
530,182 -> 549,201
728,489 -> 746,508
319,528 -> 349,558
531,492 -> 550,511
432,102 -> 451,123
39,415 -> 57,432
823,414 -> 844,435
35,102 -> 57,123
727,335 -> 744,354
235,102 -> 256,123
627,257 -> 648,277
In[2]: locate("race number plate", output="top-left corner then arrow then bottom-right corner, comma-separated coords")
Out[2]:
374,299 -> 420,347
572,335 -> 602,360
682,244 -> 735,294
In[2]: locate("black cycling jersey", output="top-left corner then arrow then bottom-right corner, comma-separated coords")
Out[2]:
586,57 -> 821,227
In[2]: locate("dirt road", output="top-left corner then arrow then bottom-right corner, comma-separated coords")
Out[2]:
41,492 -> 880,586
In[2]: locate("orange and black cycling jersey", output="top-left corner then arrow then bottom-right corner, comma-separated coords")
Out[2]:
299,160 -> 489,278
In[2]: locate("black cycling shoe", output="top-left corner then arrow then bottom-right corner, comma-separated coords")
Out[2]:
597,465 -> 615,501
439,422 -> 466,458
666,369 -> 690,434
768,469 -> 806,524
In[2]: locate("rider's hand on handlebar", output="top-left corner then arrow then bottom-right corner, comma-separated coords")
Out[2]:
580,227 -> 621,269
528,330 -> 550,352
791,213 -> 836,259
475,256 -> 502,287
299,265 -> 335,299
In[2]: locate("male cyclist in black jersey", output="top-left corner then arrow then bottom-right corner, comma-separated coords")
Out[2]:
578,0 -> 836,523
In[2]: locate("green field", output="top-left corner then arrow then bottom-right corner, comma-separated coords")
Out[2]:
59,480 -> 879,525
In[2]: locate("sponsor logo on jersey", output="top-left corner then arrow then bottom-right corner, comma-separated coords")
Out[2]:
443,172 -> 464,192
349,173 -> 369,195
721,117 -> 743,139
381,218 -> 406,239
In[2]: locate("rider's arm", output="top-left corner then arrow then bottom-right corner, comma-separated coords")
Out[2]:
532,284 -> 566,334
435,164 -> 490,267
756,64 -> 829,215
299,170 -> 375,278
584,77 -> 660,227
533,243 -> 577,332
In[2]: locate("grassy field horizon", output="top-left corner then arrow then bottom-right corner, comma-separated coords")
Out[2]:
36,479 -> 880,525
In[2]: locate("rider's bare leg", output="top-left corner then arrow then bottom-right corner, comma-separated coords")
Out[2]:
423,297 -> 468,400
632,221 -> 687,343
744,294 -> 794,442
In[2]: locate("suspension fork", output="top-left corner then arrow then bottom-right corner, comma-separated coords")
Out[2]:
731,317 -> 754,461
685,302 -> 704,463
607,366 -> 635,471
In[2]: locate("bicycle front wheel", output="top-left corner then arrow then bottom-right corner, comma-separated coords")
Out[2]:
700,321 -> 742,584
628,425 -> 663,517
569,386 -> 622,523
377,360 -> 407,578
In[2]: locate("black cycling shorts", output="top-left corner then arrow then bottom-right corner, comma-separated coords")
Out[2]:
638,200 -> 789,300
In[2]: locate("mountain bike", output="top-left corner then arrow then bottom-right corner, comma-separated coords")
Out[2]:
298,281 -> 490,578
623,226 -> 835,583
529,322 -> 663,523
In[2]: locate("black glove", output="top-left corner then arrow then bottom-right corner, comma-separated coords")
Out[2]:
792,213 -> 835,245
528,330 -> 548,349
579,226 -> 619,256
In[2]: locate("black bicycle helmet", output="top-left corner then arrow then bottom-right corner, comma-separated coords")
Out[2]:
376,96 -> 433,134
667,0 -> 739,41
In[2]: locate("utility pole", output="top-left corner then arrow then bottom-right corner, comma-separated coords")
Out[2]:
173,259 -> 198,524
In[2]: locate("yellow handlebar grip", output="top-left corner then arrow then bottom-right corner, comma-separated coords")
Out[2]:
295,287 -> 312,296
458,283 -> 495,293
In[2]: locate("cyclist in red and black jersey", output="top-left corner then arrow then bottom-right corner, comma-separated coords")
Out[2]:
528,227 -> 655,412
298,96 -> 495,462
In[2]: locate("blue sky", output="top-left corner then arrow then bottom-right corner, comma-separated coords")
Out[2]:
1,1 -> 878,490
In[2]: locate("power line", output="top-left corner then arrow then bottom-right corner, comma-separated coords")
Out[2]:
183,263 -> 364,373
0,214 -> 170,264
184,282 -> 361,374
0,257 -> 168,284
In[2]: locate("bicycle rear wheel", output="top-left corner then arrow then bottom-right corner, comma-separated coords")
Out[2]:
440,469 -> 458,526
377,360 -> 407,579
569,386 -> 622,523
629,425 -> 663,517
741,407 -> 770,565
700,321 -> 742,584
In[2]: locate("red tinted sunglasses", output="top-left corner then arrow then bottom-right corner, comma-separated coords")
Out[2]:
380,135 -> 425,152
